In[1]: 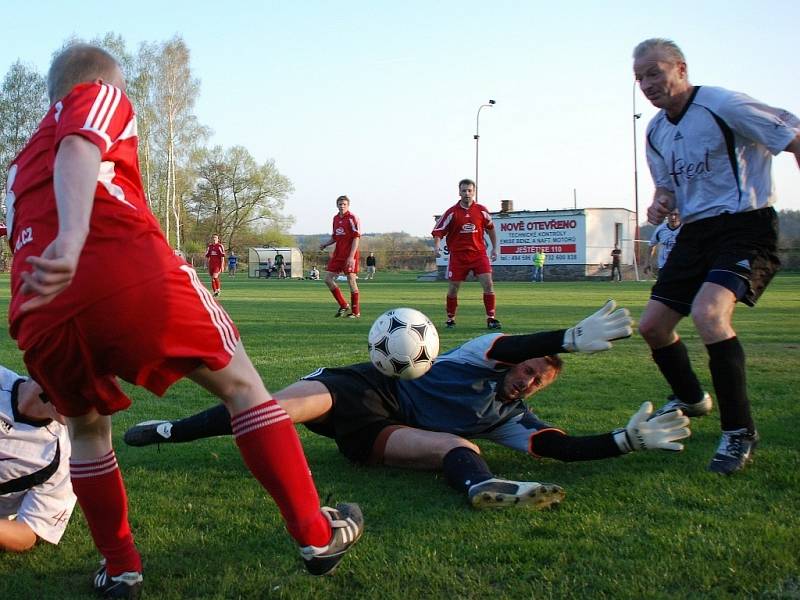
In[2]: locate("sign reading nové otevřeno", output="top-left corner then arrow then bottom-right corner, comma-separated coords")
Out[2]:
493,214 -> 586,264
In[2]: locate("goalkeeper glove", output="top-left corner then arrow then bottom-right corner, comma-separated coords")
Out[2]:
562,300 -> 633,353
613,401 -> 691,452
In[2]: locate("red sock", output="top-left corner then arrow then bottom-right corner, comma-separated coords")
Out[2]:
483,293 -> 496,318
446,296 -> 458,319
232,401 -> 331,547
70,451 -> 142,576
351,291 -> 360,315
331,287 -> 348,309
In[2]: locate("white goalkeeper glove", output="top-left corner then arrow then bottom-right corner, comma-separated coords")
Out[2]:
562,300 -> 633,353
613,401 -> 691,453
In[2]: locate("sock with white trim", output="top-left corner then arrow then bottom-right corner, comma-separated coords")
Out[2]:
232,401 -> 331,547
70,451 -> 141,576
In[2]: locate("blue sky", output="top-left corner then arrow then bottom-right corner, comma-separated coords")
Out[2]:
3,0 -> 798,237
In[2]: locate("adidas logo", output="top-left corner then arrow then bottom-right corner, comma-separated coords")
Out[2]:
735,259 -> 751,270
674,131 -> 684,140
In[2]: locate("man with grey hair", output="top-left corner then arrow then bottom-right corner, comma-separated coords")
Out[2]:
6,44 -> 362,598
633,38 -> 800,475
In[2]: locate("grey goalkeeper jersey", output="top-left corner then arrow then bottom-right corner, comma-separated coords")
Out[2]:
645,86 -> 798,223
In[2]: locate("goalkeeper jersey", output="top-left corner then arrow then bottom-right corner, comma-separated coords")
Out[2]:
397,334 -> 527,436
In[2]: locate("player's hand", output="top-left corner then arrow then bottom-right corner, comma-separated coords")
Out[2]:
613,401 -> 691,452
490,249 -> 497,261
434,248 -> 441,258
647,189 -> 674,225
19,234 -> 85,312
562,300 -> 633,353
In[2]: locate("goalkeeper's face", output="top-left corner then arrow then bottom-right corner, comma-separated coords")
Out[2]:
499,358 -> 560,402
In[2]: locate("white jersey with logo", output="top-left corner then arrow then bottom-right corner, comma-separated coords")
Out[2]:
649,222 -> 682,269
0,366 -> 75,545
645,86 -> 799,223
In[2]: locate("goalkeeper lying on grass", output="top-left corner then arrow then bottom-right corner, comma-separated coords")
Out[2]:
125,301 -> 690,510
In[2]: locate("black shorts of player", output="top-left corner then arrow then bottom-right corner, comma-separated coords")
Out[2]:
651,207 -> 780,316
302,363 -> 404,465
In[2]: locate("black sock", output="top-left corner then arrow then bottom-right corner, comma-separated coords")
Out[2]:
442,447 -> 493,494
707,337 -> 754,433
652,340 -> 704,403
169,404 -> 233,442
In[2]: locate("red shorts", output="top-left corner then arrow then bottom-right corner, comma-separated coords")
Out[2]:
327,255 -> 359,274
447,251 -> 492,281
22,265 -> 239,417
208,259 -> 223,277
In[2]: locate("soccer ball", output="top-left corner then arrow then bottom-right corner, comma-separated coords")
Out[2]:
368,308 -> 440,380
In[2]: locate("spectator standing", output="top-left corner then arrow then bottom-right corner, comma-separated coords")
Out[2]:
365,252 -> 377,280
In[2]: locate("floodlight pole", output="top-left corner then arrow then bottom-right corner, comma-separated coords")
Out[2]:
474,99 -> 495,201
633,80 -> 642,281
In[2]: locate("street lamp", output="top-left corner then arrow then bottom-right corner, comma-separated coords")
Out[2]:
632,80 -> 642,280
474,99 -> 495,201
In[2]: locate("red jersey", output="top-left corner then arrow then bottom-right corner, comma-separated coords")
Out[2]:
432,201 -> 494,255
206,242 -> 225,266
331,211 -> 361,262
6,81 -> 183,347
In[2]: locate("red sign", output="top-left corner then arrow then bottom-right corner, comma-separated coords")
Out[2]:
501,244 -> 577,255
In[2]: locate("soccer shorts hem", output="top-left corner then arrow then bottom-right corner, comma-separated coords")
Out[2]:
447,252 -> 492,281
21,264 -> 239,417
650,208 -> 779,315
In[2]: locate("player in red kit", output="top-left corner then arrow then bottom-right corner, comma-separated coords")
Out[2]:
320,195 -> 361,318
432,179 -> 501,329
205,234 -> 225,296
5,45 -> 363,597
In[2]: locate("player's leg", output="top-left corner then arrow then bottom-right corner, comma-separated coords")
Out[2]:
346,272 -> 360,318
324,269 -> 349,316
67,410 -> 144,595
445,280 -> 461,328
381,427 -> 563,509
477,271 -> 500,329
187,342 -> 362,573
125,379 -> 336,447
24,325 -> 143,596
639,298 -> 711,417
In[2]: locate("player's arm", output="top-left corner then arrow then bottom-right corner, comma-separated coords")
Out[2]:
488,301 -> 633,364
529,402 -> 690,461
0,518 -> 38,552
432,235 -> 442,258
347,236 -> 360,270
20,135 -> 101,312
487,226 -> 498,261
786,132 -> 800,169
319,236 -> 334,250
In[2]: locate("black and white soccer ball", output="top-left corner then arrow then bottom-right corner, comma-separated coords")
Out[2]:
368,308 -> 440,380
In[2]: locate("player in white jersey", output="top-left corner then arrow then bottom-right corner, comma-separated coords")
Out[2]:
648,211 -> 682,274
633,38 -> 800,475
0,366 -> 75,552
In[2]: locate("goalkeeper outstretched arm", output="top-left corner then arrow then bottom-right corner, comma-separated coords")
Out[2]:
487,300 -> 634,364
529,402 -> 692,461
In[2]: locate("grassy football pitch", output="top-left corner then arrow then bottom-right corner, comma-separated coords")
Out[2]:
1,272 -> 798,599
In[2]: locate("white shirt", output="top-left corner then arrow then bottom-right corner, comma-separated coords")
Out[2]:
0,366 -> 75,545
645,86 -> 799,223
649,222 -> 682,269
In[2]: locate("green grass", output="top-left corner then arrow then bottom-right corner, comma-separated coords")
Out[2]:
1,272 -> 799,599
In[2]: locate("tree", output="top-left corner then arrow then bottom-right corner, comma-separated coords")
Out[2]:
0,61 -> 48,197
191,145 -> 294,250
149,36 -> 208,249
